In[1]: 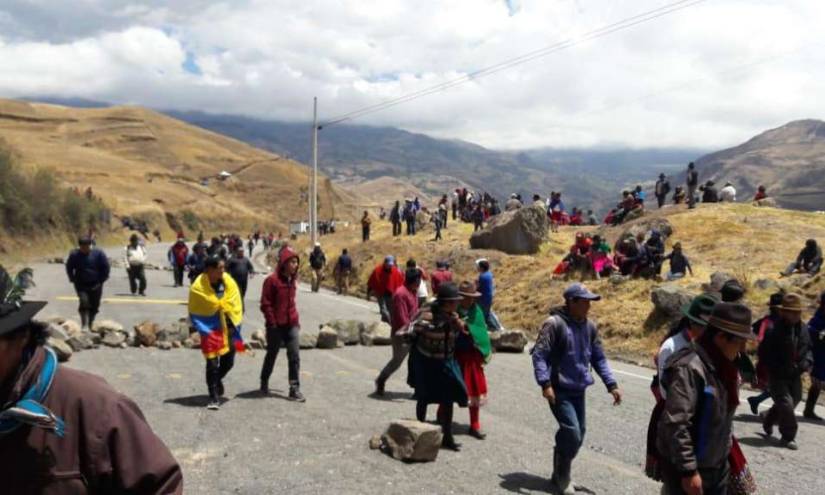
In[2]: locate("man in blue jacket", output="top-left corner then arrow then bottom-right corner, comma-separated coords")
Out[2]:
65,237 -> 110,330
531,283 -> 622,495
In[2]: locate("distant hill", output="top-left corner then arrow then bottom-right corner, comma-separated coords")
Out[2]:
167,110 -> 702,212
0,99 -> 365,239
690,120 -> 825,211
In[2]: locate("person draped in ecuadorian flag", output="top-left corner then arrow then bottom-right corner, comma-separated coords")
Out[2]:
189,255 -> 245,410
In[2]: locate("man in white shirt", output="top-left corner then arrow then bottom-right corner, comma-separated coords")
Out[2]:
719,182 -> 737,202
124,234 -> 147,296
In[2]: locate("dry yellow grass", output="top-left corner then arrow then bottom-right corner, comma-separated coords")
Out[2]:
289,203 -> 825,362
0,98 -> 370,247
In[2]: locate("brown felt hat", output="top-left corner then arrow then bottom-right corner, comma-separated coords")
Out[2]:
707,302 -> 755,340
776,293 -> 803,312
458,281 -> 481,298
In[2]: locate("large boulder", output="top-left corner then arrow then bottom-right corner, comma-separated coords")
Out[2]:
47,337 -> 73,362
134,321 -> 159,347
651,284 -> 693,317
44,322 -> 70,341
326,319 -> 362,345
494,330 -> 528,353
469,205 -> 548,255
361,321 -> 392,346
316,326 -> 339,349
299,327 -> 320,349
381,420 -> 443,462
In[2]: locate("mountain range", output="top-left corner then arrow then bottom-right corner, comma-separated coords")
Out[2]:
166,110 -> 702,212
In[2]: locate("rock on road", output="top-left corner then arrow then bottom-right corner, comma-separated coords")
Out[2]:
24,243 -> 825,494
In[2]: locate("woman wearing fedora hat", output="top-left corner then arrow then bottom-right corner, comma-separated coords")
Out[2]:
450,281 -> 492,440
407,282 -> 468,451
0,266 -> 182,493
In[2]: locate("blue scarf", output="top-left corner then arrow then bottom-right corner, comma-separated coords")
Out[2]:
0,347 -> 65,437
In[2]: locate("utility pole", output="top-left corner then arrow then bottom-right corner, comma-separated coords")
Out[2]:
310,97 -> 318,245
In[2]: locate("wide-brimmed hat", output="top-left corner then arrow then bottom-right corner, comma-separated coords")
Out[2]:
768,292 -> 784,307
0,301 -> 47,337
681,294 -> 718,326
707,302 -> 754,340
776,293 -> 803,312
436,282 -> 463,302
458,281 -> 481,298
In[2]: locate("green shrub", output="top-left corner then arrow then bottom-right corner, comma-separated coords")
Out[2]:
0,143 -> 109,237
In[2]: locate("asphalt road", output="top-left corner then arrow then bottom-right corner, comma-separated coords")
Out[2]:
23,243 -> 825,494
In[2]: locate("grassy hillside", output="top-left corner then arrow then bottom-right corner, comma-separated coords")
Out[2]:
0,98 -> 368,250
289,203 -> 825,361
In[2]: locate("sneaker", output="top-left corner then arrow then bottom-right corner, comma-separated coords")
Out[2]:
289,387 -> 306,402
206,400 -> 220,411
780,439 -> 799,450
747,396 -> 759,415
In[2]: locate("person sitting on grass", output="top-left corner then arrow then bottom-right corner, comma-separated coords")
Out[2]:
664,242 -> 693,281
781,239 -> 822,277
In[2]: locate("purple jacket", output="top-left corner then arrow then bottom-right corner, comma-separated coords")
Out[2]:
531,309 -> 617,393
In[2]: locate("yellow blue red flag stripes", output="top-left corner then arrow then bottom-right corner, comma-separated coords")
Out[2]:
188,272 -> 244,358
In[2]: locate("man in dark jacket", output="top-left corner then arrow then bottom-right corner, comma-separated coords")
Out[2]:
65,237 -> 110,330
334,248 -> 352,295
390,200 -> 402,237
655,173 -> 671,208
186,243 -> 207,285
309,242 -> 326,293
531,283 -> 622,495
701,180 -> 719,203
759,293 -> 812,449
0,266 -> 182,494
781,239 -> 823,276
259,246 -> 304,401
686,162 -> 699,209
658,303 -> 753,495
226,246 -> 255,302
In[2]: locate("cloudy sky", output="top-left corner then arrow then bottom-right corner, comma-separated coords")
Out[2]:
0,0 -> 822,149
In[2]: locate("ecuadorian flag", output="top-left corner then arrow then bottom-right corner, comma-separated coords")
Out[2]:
188,272 -> 245,358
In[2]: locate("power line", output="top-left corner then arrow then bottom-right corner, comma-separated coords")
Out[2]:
321,0 -> 707,127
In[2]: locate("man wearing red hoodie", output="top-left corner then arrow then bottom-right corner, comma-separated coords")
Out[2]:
367,255 -> 404,324
259,246 -> 305,402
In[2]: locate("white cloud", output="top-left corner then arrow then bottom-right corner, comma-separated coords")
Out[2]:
0,0 -> 824,149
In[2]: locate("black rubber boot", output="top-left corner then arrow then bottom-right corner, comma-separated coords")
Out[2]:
804,382 -> 822,421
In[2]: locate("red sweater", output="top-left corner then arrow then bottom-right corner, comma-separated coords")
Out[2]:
391,285 -> 419,333
260,247 -> 300,328
367,264 -> 404,297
